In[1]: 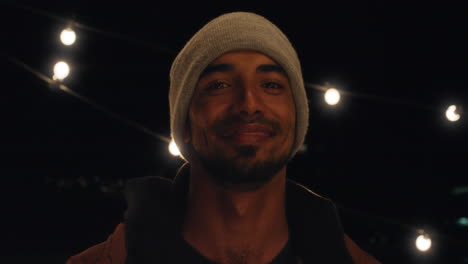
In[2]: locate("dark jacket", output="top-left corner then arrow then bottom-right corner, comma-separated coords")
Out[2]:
67,164 -> 381,264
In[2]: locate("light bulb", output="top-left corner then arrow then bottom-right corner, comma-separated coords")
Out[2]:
415,234 -> 432,252
168,139 -> 181,156
445,105 -> 461,122
53,61 -> 70,81
324,88 -> 341,105
60,28 -> 76,46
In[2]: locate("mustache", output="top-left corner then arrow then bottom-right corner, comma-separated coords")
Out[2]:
212,115 -> 281,135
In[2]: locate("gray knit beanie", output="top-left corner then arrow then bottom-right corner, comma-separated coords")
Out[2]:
169,12 -> 308,162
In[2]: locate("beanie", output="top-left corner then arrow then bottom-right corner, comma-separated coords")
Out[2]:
169,12 -> 308,162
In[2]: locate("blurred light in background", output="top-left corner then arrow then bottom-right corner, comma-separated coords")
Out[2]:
53,61 -> 70,81
451,186 -> 468,195
445,105 -> 461,122
457,217 -> 468,227
60,27 -> 76,46
324,88 -> 341,105
415,232 -> 432,252
168,139 -> 181,157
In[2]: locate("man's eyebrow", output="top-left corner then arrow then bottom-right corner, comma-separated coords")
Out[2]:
257,64 -> 286,75
199,64 -> 234,78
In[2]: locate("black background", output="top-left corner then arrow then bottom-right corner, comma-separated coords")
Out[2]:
2,1 -> 467,263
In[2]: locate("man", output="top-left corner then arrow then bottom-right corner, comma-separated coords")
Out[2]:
67,12 -> 381,264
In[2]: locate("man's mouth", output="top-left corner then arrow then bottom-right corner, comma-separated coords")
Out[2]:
219,124 -> 275,144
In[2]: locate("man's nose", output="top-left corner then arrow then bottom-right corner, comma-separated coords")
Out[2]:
235,81 -> 262,117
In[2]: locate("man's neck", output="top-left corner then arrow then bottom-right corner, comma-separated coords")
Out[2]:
182,163 -> 289,264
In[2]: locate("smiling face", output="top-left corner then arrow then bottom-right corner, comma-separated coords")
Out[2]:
186,50 -> 296,191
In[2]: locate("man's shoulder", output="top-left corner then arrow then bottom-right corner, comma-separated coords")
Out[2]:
66,223 -> 127,264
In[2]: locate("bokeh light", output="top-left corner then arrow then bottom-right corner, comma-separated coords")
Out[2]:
60,28 -> 76,46
415,234 -> 432,252
168,139 -> 181,157
53,61 -> 70,81
445,105 -> 461,122
324,88 -> 341,105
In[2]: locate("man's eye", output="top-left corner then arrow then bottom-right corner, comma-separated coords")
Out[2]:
262,82 -> 284,90
206,81 -> 230,91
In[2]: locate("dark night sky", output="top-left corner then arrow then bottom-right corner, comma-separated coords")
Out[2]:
2,1 -> 467,263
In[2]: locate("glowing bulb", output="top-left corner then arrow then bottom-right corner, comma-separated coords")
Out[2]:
415,234 -> 432,252
445,105 -> 461,122
53,61 -> 70,81
168,139 -> 181,156
324,88 -> 341,105
60,28 -> 76,46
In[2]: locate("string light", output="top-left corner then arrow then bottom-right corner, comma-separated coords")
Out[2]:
53,61 -> 70,80
445,105 -> 461,122
324,88 -> 341,105
60,27 -> 76,46
5,1 -> 465,123
168,139 -> 181,157
4,5 -> 468,258
415,230 -> 432,252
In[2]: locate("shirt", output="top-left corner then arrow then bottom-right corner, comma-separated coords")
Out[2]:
175,234 -> 298,264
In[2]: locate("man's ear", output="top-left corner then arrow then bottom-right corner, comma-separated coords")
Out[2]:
183,119 -> 191,143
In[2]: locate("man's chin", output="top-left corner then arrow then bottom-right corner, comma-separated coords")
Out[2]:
233,144 -> 258,158
196,151 -> 289,192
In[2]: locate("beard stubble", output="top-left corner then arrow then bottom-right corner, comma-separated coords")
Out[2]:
190,115 -> 291,192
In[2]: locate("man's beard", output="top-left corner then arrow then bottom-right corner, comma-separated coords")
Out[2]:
191,142 -> 290,192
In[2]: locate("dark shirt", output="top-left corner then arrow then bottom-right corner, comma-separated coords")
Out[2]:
175,234 -> 298,264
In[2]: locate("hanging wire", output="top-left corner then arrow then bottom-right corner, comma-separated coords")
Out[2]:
2,1 -> 177,55
4,53 -> 170,143
3,1 -> 466,118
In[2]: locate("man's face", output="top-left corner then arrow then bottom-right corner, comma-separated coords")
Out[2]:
186,50 -> 296,190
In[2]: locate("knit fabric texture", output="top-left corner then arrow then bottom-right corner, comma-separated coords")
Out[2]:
169,12 -> 308,161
